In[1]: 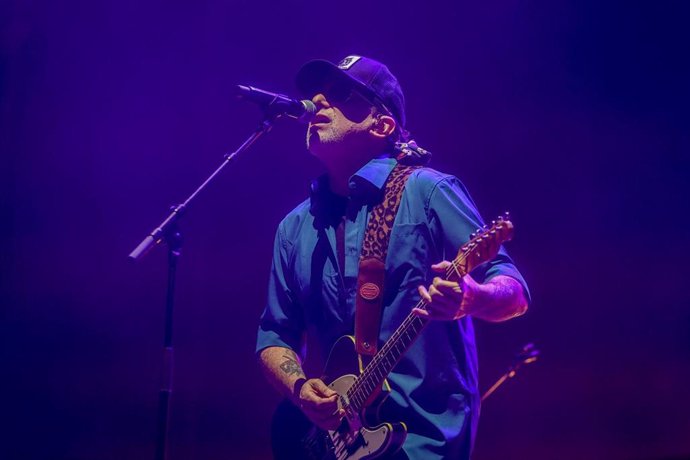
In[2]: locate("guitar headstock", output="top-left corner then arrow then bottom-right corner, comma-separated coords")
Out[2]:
454,212 -> 514,276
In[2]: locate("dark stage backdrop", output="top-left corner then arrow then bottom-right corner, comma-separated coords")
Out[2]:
2,1 -> 689,459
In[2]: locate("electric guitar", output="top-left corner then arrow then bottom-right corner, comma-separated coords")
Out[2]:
271,215 -> 515,460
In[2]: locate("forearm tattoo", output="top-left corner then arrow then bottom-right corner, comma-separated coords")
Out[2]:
487,276 -> 527,317
279,353 -> 305,378
489,276 -> 516,299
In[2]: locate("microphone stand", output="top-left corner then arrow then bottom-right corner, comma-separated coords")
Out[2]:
481,343 -> 539,402
129,108 -> 283,460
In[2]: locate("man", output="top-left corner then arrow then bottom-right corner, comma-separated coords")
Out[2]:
256,55 -> 529,459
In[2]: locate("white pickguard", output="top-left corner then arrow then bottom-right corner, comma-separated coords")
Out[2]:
326,375 -> 393,460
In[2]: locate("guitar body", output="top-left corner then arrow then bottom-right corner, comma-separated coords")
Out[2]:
271,336 -> 407,460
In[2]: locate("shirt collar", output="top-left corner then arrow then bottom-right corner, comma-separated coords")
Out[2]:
310,156 -> 397,213
309,156 -> 398,219
348,156 -> 397,199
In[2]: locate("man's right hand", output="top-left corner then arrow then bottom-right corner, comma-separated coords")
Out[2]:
296,378 -> 345,431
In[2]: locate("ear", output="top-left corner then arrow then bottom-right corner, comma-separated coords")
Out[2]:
369,114 -> 397,139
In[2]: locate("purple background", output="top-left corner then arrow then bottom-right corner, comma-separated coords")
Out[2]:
2,1 -> 689,459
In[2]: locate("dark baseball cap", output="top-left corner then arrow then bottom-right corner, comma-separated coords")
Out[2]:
295,55 -> 406,128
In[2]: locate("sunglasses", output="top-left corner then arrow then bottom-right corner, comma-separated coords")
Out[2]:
316,80 -> 394,118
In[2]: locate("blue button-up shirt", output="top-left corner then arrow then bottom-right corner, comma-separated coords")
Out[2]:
257,157 -> 529,459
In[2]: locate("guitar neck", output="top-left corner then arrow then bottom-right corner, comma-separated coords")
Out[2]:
346,255 -> 471,411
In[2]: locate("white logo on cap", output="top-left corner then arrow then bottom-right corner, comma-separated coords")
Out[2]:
338,55 -> 362,70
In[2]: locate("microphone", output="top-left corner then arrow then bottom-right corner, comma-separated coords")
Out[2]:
235,85 -> 316,122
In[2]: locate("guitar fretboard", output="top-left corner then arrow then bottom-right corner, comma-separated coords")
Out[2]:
346,312 -> 429,411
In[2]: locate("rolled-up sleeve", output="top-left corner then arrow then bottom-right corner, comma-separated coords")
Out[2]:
427,176 -> 531,303
256,221 -> 306,357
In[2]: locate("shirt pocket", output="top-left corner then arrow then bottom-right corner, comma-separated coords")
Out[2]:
386,222 -> 433,291
293,243 -> 349,329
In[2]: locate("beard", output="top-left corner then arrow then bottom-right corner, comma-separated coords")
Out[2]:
306,122 -> 366,161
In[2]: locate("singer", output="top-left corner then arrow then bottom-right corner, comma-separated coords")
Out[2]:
256,55 -> 530,459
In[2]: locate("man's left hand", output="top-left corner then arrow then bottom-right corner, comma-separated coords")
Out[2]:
413,260 -> 488,320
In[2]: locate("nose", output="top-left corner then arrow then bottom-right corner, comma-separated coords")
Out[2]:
311,93 -> 330,108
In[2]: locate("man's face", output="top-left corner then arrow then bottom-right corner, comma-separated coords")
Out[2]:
305,79 -> 378,159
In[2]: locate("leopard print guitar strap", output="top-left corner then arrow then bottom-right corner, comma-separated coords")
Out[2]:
355,161 -> 419,356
